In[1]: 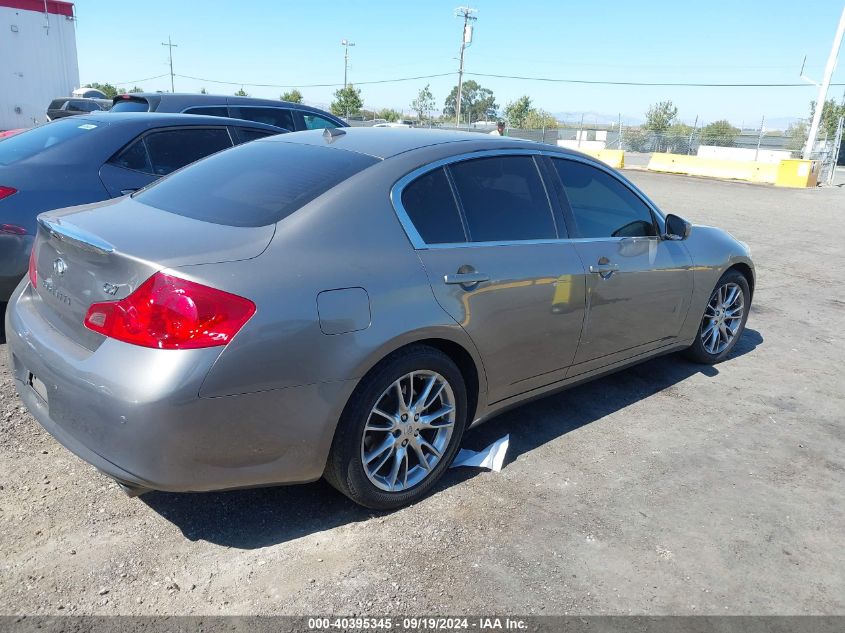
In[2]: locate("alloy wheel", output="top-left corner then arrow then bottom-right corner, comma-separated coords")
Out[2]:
700,282 -> 745,355
360,370 -> 456,492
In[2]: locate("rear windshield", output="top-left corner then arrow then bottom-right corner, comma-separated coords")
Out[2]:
110,98 -> 150,112
135,139 -> 379,227
0,118 -> 101,166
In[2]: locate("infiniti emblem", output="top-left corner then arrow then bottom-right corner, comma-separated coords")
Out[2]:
52,258 -> 67,276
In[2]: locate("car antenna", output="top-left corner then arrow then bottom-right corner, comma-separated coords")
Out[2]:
323,127 -> 346,143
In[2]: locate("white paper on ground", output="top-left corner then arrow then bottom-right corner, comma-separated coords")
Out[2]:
450,434 -> 510,472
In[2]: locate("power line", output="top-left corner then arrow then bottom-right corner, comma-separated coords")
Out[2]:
109,73 -> 170,86
174,72 -> 456,89
467,71 -> 845,87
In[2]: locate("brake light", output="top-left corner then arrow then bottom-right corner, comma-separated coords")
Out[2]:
28,244 -> 37,288
83,272 -> 255,350
0,224 -> 26,235
0,186 -> 17,200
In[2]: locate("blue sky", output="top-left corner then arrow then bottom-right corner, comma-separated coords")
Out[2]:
74,0 -> 845,129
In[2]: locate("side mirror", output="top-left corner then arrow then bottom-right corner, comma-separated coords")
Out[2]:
664,214 -> 692,240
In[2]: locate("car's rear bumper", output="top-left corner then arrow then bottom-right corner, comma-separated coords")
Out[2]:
4,283 -> 356,492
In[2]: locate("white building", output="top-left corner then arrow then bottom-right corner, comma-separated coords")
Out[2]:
0,0 -> 79,131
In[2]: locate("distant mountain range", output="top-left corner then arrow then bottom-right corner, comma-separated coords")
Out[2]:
551,111 -> 805,132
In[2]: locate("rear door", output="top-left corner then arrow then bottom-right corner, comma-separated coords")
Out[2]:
547,157 -> 693,374
397,152 -> 587,404
99,127 -> 234,197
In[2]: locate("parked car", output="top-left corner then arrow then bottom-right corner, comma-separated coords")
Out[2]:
0,112 -> 284,301
5,128 -> 754,509
46,97 -> 112,121
110,93 -> 346,132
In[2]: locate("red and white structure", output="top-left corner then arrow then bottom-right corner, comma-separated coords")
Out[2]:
1,0 -> 79,130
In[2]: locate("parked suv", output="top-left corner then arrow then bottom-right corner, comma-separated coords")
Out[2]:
110,93 -> 345,132
46,97 -> 112,121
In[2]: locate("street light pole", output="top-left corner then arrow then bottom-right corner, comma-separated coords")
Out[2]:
454,7 -> 477,128
803,4 -> 845,159
161,36 -> 178,93
341,39 -> 355,89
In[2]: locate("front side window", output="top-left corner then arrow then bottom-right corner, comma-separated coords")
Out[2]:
229,106 -> 294,131
551,159 -> 656,238
302,113 -> 339,130
144,128 -> 233,175
401,167 -> 466,244
448,155 -> 557,243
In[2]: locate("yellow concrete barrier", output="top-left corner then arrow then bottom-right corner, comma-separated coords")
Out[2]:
581,149 -> 625,169
775,159 -> 819,188
647,153 -> 778,184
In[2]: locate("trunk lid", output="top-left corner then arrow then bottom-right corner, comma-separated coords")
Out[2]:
30,196 -> 274,348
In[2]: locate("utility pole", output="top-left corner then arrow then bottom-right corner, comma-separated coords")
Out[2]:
161,36 -> 178,93
803,4 -> 845,159
341,39 -> 355,89
454,7 -> 477,128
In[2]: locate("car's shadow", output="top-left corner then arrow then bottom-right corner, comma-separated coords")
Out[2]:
0,303 -> 6,344
143,329 -> 763,549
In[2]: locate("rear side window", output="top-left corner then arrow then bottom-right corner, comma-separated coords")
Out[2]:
401,168 -> 466,244
48,99 -> 66,110
136,140 -> 379,227
144,128 -> 233,175
234,128 -> 278,144
229,106 -> 294,131
110,98 -> 150,112
302,113 -> 339,130
448,155 -> 557,242
184,106 -> 229,117
0,118 -> 100,166
551,159 -> 657,238
110,138 -> 152,172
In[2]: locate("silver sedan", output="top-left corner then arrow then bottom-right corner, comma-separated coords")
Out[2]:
4,128 -> 754,509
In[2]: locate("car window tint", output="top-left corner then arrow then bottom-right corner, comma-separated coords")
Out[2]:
235,128 -> 277,144
184,106 -> 229,117
109,138 -> 152,173
229,106 -> 293,131
552,159 -> 656,238
110,99 -> 150,112
0,118 -> 101,166
48,99 -> 66,110
302,113 -> 339,130
66,101 -> 86,112
144,128 -> 233,176
136,140 -> 379,227
448,155 -> 556,242
401,167 -> 466,244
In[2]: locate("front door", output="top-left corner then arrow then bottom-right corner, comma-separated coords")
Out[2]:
548,157 -> 693,374
396,154 -> 587,404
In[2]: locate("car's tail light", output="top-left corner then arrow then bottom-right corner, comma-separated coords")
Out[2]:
0,223 -> 26,235
28,244 -> 37,288
0,186 -> 17,200
83,272 -> 256,350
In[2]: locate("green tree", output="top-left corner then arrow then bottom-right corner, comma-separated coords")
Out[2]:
410,84 -> 436,124
505,95 -> 532,128
787,121 -> 809,154
331,84 -> 363,117
644,100 -> 678,134
810,99 -> 845,138
622,127 -> 651,152
84,82 -> 119,98
200,87 -> 208,94
665,122 -> 694,153
281,89 -> 303,103
523,108 -> 558,130
234,88 -> 249,96
699,120 -> 740,147
127,86 -> 144,94
377,108 -> 401,122
443,80 -> 497,124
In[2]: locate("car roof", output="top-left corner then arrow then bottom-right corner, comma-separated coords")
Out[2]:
264,126 -> 576,160
62,112 -> 284,132
112,93 -> 343,118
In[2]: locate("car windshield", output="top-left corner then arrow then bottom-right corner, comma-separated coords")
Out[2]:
136,139 -> 379,227
0,118 -> 102,166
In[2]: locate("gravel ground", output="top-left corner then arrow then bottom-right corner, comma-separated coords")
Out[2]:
0,172 -> 843,616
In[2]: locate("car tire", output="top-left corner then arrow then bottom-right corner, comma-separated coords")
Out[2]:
684,269 -> 751,364
325,345 -> 468,510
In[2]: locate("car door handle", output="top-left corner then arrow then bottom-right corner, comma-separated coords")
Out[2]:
589,263 -> 620,279
444,272 -> 489,285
